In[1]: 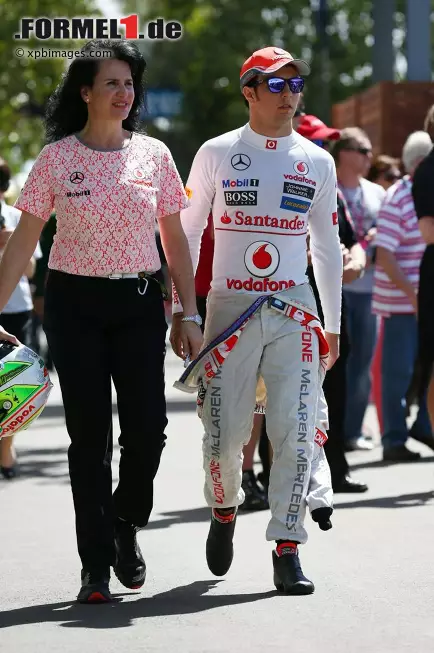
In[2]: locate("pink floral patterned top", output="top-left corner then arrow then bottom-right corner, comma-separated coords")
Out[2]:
15,133 -> 189,276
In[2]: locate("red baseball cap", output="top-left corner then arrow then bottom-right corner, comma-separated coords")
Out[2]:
297,114 -> 340,141
240,47 -> 310,90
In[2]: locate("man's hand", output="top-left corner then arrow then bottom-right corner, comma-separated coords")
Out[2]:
170,314 -> 203,362
324,331 -> 340,370
343,259 -> 363,284
341,244 -> 351,267
365,226 -> 377,243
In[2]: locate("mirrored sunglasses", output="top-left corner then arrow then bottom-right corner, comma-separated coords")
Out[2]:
253,76 -> 305,94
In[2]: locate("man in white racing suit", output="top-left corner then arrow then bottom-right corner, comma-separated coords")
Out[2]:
171,47 -> 342,594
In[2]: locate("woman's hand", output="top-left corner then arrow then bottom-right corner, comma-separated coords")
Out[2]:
0,326 -> 19,346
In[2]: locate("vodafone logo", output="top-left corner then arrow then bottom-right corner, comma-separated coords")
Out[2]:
134,168 -> 144,179
266,139 -> 277,150
244,241 -> 280,278
294,160 -> 309,175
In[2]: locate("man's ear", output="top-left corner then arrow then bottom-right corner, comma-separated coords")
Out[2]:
242,86 -> 257,105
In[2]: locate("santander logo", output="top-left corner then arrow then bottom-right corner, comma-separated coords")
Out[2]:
220,210 -> 305,232
221,211 -> 231,224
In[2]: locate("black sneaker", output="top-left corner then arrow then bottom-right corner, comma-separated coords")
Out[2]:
383,445 -> 421,462
206,508 -> 237,576
113,518 -> 146,589
77,569 -> 113,604
239,470 -> 269,511
272,542 -> 314,595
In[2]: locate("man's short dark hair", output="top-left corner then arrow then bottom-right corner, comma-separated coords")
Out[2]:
242,77 -> 258,108
0,158 -> 11,193
329,127 -> 370,163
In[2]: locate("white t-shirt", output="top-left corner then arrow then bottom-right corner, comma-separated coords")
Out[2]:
0,200 -> 42,314
340,177 -> 386,294
173,123 -> 343,333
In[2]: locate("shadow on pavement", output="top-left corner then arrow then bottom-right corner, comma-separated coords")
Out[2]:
148,506 -> 265,530
0,580 -> 277,631
349,455 -> 434,471
335,490 -> 434,510
148,507 -> 211,529
0,447 -> 70,486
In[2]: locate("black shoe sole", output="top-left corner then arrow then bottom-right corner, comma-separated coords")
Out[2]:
77,586 -> 113,604
273,572 -> 315,595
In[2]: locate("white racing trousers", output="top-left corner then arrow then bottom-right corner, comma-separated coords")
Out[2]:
200,284 -> 333,544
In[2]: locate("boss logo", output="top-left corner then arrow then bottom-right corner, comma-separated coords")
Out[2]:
224,190 -> 258,206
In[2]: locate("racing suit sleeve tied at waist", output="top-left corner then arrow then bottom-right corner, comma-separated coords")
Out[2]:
173,295 -> 269,394
174,293 -> 329,419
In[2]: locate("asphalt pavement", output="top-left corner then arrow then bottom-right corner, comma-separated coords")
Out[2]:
1,345 -> 434,653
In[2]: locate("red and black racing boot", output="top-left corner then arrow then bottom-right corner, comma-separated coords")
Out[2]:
77,569 -> 113,604
272,541 -> 315,595
206,508 -> 237,576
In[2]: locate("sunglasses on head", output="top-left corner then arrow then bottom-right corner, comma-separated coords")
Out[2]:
251,76 -> 305,94
342,145 -> 371,156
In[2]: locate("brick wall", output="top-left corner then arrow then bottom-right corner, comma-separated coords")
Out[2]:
332,82 -> 434,157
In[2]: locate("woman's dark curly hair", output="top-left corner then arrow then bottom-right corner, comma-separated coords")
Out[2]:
45,39 -> 146,143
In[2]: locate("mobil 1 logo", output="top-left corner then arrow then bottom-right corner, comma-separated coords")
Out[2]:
283,182 -> 315,200
225,190 -> 258,206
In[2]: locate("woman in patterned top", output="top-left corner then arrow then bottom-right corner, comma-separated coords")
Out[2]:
0,39 -> 202,604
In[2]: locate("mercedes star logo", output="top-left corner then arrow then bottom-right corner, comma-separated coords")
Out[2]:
231,153 -> 251,171
70,171 -> 84,184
